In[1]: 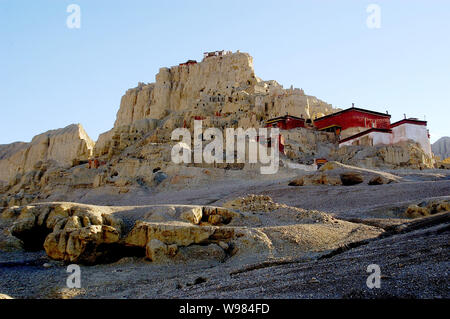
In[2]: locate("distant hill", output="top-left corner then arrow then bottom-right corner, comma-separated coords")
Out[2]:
432,137 -> 450,160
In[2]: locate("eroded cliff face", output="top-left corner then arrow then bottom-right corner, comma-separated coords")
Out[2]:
94,51 -> 335,157
432,137 -> 450,161
0,124 -> 94,184
0,143 -> 29,184
0,51 -> 438,213
114,52 -> 258,127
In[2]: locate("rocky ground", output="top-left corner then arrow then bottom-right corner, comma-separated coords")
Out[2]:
1,51 -> 446,300
0,167 -> 448,299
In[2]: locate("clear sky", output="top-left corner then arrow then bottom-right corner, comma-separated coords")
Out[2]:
1,0 -> 449,144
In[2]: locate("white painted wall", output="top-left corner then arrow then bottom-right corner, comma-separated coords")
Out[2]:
391,123 -> 432,156
339,131 -> 391,148
339,124 -> 432,157
371,131 -> 392,146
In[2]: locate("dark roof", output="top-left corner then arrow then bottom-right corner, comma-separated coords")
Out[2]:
318,124 -> 342,131
391,119 -> 427,128
339,128 -> 392,144
314,107 -> 391,122
266,115 -> 305,124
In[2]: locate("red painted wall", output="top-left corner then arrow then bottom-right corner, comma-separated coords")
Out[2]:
314,110 -> 391,131
266,118 -> 305,130
285,118 -> 305,129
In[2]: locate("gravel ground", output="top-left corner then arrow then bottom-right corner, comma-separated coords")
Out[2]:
1,214 -> 447,299
62,171 -> 450,220
0,168 -> 449,299
169,216 -> 450,299
262,180 -> 450,217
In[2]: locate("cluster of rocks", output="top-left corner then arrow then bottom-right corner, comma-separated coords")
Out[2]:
1,203 -> 122,263
224,195 -> 280,212
1,196 -> 385,265
404,200 -> 450,218
334,141 -> 435,169
288,161 -> 397,187
0,202 -> 266,264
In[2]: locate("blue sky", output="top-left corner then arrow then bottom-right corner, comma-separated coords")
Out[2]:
1,0 -> 449,144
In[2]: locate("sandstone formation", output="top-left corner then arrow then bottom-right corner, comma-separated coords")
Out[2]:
0,53 -> 340,211
0,51 -> 436,216
93,51 -> 335,158
2,197 -> 383,264
0,51 -> 442,270
2,203 -> 122,263
335,141 -> 434,169
404,200 -> 450,219
1,49 -> 449,301
0,124 -> 94,184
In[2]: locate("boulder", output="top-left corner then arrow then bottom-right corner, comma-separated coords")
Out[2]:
368,176 -> 386,185
404,200 -> 450,219
427,201 -> 450,214
44,224 -> 120,263
404,205 -> 430,218
8,203 -> 123,263
303,173 -> 342,186
180,207 -> 203,225
288,177 -> 304,186
318,161 -> 340,171
146,239 -> 168,262
167,244 -> 178,256
289,172 -> 343,187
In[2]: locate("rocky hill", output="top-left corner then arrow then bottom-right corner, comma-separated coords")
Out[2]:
432,136 -> 450,160
94,51 -> 335,157
0,51 -> 340,207
0,51 -> 437,210
0,124 -> 94,184
0,51 -> 448,299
